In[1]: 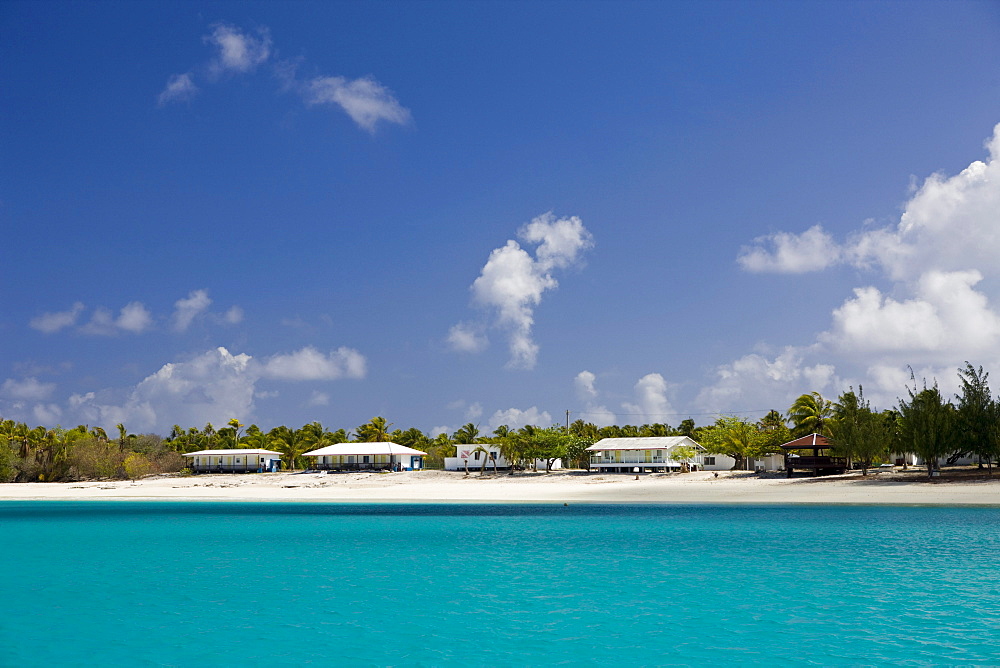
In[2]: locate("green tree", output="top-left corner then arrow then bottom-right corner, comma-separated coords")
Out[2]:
789,393 -> 834,437
452,423 -> 480,445
563,436 -> 594,469
898,377 -> 955,478
701,416 -> 764,470
788,392 -> 834,437
123,452 -> 152,480
955,362 -> 999,472
757,410 -> 792,452
269,426 -> 304,470
356,417 -> 392,442
227,418 -> 244,448
831,387 -> 889,475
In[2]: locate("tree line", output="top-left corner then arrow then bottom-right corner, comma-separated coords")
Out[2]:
1,362 -> 997,481
695,363 -> 1000,478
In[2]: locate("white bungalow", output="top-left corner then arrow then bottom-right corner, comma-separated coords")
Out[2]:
182,449 -> 283,473
586,436 -> 710,473
303,442 -> 427,471
443,444 -> 563,472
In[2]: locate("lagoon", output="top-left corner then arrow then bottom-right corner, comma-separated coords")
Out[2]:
2,502 -> 999,666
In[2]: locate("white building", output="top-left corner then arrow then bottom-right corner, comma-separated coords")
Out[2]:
303,442 -> 427,471
586,436 -> 706,473
444,444 -> 563,472
703,452 -> 786,472
182,449 -> 283,473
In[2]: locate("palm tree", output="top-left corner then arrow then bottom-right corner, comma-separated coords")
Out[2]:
788,392 -> 834,437
452,423 -> 480,444
116,423 -> 129,453
471,444 -> 494,475
227,418 -> 244,448
355,417 -> 392,442
268,426 -> 304,471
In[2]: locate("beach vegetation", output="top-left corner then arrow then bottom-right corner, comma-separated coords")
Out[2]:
700,415 -> 766,470
954,362 -> 999,472
124,453 -> 153,480
898,376 -> 956,478
831,387 -> 890,475
788,392 -> 835,437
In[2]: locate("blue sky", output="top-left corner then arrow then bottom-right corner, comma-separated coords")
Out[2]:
3,1 -> 1000,436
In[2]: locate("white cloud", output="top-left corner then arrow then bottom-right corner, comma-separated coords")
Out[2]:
79,307 -> 117,336
158,72 -> 198,106
716,122 -> 1000,414
61,343 -> 366,433
461,213 -> 594,369
695,347 -> 839,415
621,373 -> 673,422
172,289 -> 212,332
115,302 -> 153,333
33,403 -> 62,425
30,302 -> 84,333
739,125 -> 1000,281
447,323 -> 488,353
487,406 -> 553,431
578,405 -> 617,427
822,270 -> 1000,357
205,24 -> 272,76
261,346 -> 367,381
223,305 -> 244,324
1,377 -> 56,401
70,347 -> 256,433
307,391 -> 330,407
738,224 -> 841,274
849,125 -> 1000,281
465,402 -> 483,420
305,75 -> 411,131
574,370 -> 598,400
162,23 -> 409,136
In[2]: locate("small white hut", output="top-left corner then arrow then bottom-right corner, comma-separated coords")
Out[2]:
302,442 -> 426,471
182,449 -> 283,473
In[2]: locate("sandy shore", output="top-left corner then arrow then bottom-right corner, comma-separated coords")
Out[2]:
1,469 -> 1000,505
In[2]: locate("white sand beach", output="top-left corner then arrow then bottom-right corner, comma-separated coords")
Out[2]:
1,469 -> 999,505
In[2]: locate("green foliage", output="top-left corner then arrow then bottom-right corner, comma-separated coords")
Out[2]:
0,437 -> 17,482
124,453 -> 153,480
898,377 -> 956,477
788,392 -> 834,437
831,387 -> 889,475
355,417 -> 392,442
955,362 -> 999,470
701,415 -> 765,470
757,410 -> 791,452
563,436 -> 594,469
452,423 -> 480,444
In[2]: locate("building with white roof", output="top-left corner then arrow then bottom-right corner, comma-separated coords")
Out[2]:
182,449 -> 283,473
586,436 -> 706,473
302,442 -> 427,471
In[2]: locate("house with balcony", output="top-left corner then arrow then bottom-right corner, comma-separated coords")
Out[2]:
585,436 -> 704,473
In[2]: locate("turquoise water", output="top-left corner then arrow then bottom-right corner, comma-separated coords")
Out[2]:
2,503 -> 999,666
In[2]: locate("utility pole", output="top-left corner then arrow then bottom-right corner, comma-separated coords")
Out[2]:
565,410 -> 570,433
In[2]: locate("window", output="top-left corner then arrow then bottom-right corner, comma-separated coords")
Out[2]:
705,457 -> 716,465
474,451 -> 480,461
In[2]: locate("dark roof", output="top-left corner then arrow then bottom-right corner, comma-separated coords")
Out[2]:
779,433 -> 833,450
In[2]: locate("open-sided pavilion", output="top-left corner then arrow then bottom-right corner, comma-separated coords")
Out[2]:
781,433 -> 848,477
